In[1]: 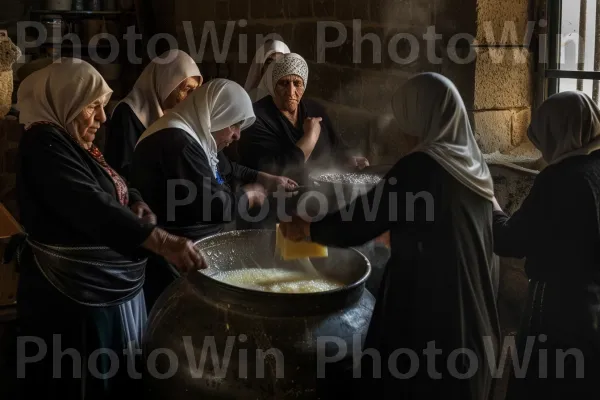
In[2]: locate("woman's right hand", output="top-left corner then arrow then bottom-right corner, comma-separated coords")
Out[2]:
143,228 -> 205,273
242,183 -> 267,208
303,117 -> 322,138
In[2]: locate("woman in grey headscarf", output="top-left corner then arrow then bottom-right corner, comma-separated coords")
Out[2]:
493,91 -> 600,399
280,72 -> 500,400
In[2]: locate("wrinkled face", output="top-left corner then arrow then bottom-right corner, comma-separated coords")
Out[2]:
71,96 -> 108,149
273,74 -> 305,114
163,76 -> 202,110
213,121 -> 243,151
261,52 -> 283,75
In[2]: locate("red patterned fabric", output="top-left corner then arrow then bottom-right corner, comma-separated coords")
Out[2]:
27,122 -> 129,206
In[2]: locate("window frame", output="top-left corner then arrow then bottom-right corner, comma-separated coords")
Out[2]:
544,0 -> 600,98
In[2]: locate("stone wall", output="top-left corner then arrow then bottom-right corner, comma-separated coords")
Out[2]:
156,0 -> 480,164
473,0 -> 534,153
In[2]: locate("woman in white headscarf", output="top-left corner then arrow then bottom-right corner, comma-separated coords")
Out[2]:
280,72 -> 500,400
12,58 -> 204,400
244,39 -> 290,102
104,49 -> 202,180
493,91 -> 600,399
238,53 -> 369,186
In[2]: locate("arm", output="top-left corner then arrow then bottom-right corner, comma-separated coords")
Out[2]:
492,187 -> 539,258
25,132 -> 154,254
310,168 -> 405,247
231,160 -> 259,183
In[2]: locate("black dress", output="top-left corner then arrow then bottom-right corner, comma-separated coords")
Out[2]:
493,151 -> 600,399
15,124 -> 155,400
237,96 -> 350,184
130,128 -> 259,309
104,102 -> 146,181
309,152 -> 500,400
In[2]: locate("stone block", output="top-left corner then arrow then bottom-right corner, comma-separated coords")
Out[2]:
473,110 -> 513,153
361,70 -> 409,114
176,0 -> 216,27
286,0 -> 313,18
337,67 -> 363,108
292,22 -> 318,62
305,62 -> 341,102
351,24 -> 384,70
474,47 -> 531,109
441,49 -> 477,110
264,0 -> 286,18
371,0 -> 431,28
312,0 -> 335,18
369,114 -> 413,164
434,0 -> 477,37
326,106 -> 371,156
229,0 -> 250,20
216,0 -> 230,20
336,0 -> 370,21
476,0 -> 530,45
321,22 -> 355,67
249,0 -> 267,18
511,107 -> 531,146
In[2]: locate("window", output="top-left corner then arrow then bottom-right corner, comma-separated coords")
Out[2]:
546,0 -> 600,101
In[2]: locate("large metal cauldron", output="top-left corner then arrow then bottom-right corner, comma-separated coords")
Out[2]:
143,230 -> 375,400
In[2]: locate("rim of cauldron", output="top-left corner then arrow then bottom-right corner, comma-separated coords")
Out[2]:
190,229 -> 372,298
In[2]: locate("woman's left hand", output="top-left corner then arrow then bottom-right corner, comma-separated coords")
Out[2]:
348,156 -> 370,170
279,215 -> 311,242
258,172 -> 299,192
131,201 -> 157,225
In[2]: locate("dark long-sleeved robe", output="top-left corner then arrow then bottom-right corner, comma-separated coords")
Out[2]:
15,124 -> 155,400
309,152 -> 500,399
104,102 -> 146,181
130,128 -> 260,309
493,151 -> 600,399
237,96 -> 351,184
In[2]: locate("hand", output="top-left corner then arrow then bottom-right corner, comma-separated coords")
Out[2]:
375,231 -> 391,248
143,228 -> 206,273
348,156 -> 370,170
130,201 -> 157,225
257,172 -> 299,192
279,215 -> 311,242
303,117 -> 322,138
242,183 -> 268,208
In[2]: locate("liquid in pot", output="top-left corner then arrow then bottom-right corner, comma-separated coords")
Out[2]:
212,267 -> 344,293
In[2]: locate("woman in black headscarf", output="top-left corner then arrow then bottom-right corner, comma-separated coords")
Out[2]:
493,91 -> 600,399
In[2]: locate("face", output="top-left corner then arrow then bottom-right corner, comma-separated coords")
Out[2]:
163,76 -> 202,110
273,74 -> 305,114
261,52 -> 283,75
71,96 -> 108,149
213,121 -> 243,151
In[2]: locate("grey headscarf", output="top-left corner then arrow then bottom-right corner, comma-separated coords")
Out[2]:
528,91 -> 600,165
262,53 -> 309,98
392,72 -> 494,201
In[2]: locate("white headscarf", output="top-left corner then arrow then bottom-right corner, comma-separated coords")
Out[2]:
115,49 -> 201,128
17,58 -> 112,137
244,39 -> 290,92
528,91 -> 600,165
392,72 -> 494,201
137,79 -> 256,178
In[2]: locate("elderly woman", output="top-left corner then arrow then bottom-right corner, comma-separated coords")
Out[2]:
104,49 -> 202,180
493,91 -> 600,399
280,73 -> 500,400
244,39 -> 290,102
237,53 -> 369,184
13,58 -> 203,399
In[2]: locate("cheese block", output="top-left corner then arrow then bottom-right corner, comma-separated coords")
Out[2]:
275,223 -> 328,261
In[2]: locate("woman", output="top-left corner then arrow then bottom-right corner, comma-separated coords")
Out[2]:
237,52 -> 369,184
280,73 -> 500,399
493,91 -> 600,399
104,49 -> 202,180
13,58 -> 203,399
244,39 -> 290,102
